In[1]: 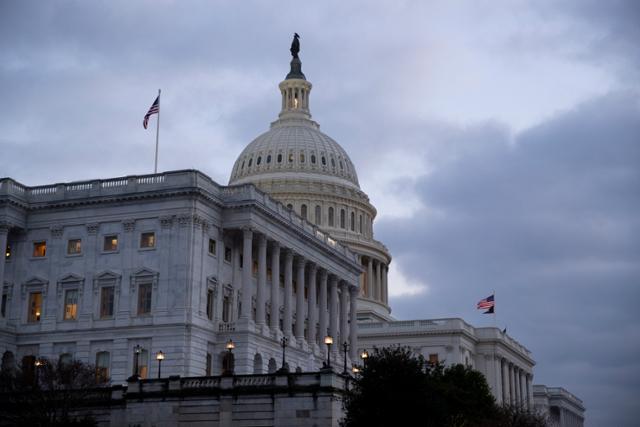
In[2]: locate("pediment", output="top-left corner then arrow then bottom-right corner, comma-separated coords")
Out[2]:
58,273 -> 84,283
94,270 -> 121,281
131,267 -> 159,278
24,276 -> 48,286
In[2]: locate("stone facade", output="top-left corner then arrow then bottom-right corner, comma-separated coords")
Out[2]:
534,385 -> 585,427
0,170 -> 362,383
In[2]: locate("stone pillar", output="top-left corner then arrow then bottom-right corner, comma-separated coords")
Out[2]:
519,370 -> 526,409
526,374 -> 533,411
349,286 -> 358,361
329,275 -> 338,355
339,282 -> 349,345
509,364 -> 515,406
375,261 -> 382,301
307,264 -> 318,346
502,359 -> 510,405
295,257 -> 306,341
283,250 -> 293,338
270,242 -> 280,332
318,270 -> 328,343
256,234 -> 267,327
366,258 -> 373,299
494,356 -> 503,404
0,225 -> 8,290
240,229 -> 253,322
383,265 -> 389,304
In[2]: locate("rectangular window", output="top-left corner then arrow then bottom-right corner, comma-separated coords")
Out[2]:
33,241 -> 46,257
137,283 -> 152,315
96,351 -> 110,382
428,354 -> 439,365
63,289 -> 78,320
1,294 -> 7,317
206,353 -> 212,376
100,286 -> 115,318
28,292 -> 42,322
103,235 -> 118,252
206,289 -> 214,320
138,349 -> 149,379
222,295 -> 230,322
224,246 -> 232,262
67,239 -> 82,255
208,239 -> 217,256
140,232 -> 155,249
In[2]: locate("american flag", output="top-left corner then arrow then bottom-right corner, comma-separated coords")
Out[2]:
477,294 -> 495,314
143,95 -> 160,129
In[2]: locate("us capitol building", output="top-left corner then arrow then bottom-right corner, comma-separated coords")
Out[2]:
0,39 -> 583,425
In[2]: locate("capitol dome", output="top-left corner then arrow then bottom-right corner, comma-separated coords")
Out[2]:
228,37 -> 393,321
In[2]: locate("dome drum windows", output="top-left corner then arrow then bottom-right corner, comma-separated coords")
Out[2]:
315,205 -> 321,225
328,207 -> 334,227
277,153 -> 283,163
267,154 -> 272,164
288,151 -> 294,163
340,209 -> 346,229
311,153 -> 316,164
300,152 -> 305,163
256,156 -> 262,166
350,212 -> 355,231
248,158 -> 253,168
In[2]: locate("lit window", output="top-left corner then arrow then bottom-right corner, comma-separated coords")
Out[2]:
63,289 -> 78,320
67,239 -> 82,255
224,246 -> 232,263
140,232 -> 155,249
100,286 -> 115,318
137,283 -> 152,315
138,349 -> 149,379
428,354 -> 439,365
208,239 -> 217,256
206,289 -> 214,320
103,235 -> 118,252
33,241 -> 46,257
28,292 -> 42,322
96,351 -> 110,382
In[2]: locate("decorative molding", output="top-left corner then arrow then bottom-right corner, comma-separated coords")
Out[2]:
50,225 -> 64,239
160,216 -> 174,229
122,219 -> 136,233
178,214 -> 192,227
87,223 -> 99,235
129,267 -> 160,293
21,276 -> 49,297
92,270 -> 122,294
56,273 -> 85,299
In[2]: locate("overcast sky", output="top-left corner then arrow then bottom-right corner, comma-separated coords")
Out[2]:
1,1 -> 638,425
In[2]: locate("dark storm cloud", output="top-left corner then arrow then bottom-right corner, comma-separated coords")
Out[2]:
377,91 -> 640,425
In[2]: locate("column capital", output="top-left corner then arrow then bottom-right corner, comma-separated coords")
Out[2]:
271,240 -> 281,250
283,248 -> 294,260
242,227 -> 253,238
294,255 -> 306,267
257,233 -> 267,244
0,223 -> 11,234
319,269 -> 328,280
307,263 -> 317,273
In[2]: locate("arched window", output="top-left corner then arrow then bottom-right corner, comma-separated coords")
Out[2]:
241,161 -> 245,170
311,154 -> 316,164
256,156 -> 262,165
268,358 -> 278,374
331,157 -> 336,168
267,154 -> 272,164
287,203 -> 293,211
321,156 -> 326,166
277,154 -> 283,163
248,158 -> 253,167
350,212 -> 355,231
253,353 -> 263,374
340,209 -> 346,229
315,205 -> 321,225
301,204 -> 307,220
288,152 -> 294,163
359,214 -> 363,234
96,351 -> 110,382
300,152 -> 305,163
340,160 -> 344,170
328,207 -> 334,227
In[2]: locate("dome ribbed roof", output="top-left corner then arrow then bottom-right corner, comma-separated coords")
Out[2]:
229,120 -> 360,189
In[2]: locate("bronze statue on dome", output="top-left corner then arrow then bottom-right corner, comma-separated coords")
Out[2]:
290,33 -> 300,58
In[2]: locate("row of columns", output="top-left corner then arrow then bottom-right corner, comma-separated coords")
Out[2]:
363,257 -> 388,304
0,225 -> 7,292
498,358 -> 533,410
238,229 -> 359,361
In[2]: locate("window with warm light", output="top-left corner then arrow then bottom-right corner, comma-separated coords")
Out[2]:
100,286 -> 114,318
138,349 -> 149,379
63,289 -> 78,320
32,241 -> 46,257
67,239 -> 82,255
137,283 -> 152,315
140,232 -> 155,249
96,351 -> 110,382
103,235 -> 118,252
28,292 -> 42,322
428,354 -> 439,365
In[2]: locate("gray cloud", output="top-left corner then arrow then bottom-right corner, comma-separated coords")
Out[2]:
378,91 -> 640,426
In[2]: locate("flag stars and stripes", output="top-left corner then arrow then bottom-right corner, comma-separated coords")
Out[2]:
143,95 -> 160,129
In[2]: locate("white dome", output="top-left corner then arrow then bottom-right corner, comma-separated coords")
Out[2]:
229,119 -> 360,189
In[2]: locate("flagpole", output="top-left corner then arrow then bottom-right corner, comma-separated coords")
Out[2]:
492,289 -> 496,327
154,89 -> 161,174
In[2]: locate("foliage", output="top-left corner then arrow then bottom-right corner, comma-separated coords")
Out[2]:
0,355 -> 100,427
343,347 -> 546,427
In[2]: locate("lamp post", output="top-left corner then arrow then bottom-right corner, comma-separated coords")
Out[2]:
223,339 -> 235,376
155,351 -> 164,379
342,342 -> 349,374
324,335 -> 333,369
360,349 -> 369,368
280,336 -> 288,372
34,358 -> 44,388
133,345 -> 142,378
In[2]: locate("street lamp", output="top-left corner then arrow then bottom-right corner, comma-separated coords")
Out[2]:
133,345 -> 142,378
324,336 -> 334,369
34,358 -> 44,388
223,339 -> 235,376
226,339 -> 235,353
279,336 -> 289,373
342,342 -> 349,374
155,351 -> 164,379
352,366 -> 360,374
360,349 -> 369,368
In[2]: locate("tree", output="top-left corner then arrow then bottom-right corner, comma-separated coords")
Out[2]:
343,347 -> 546,427
0,355 -> 100,426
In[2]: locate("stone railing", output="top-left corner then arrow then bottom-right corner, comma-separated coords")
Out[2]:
0,169 -> 359,265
